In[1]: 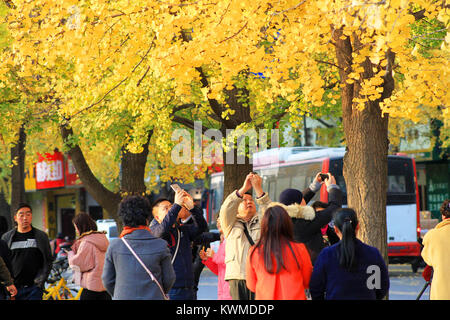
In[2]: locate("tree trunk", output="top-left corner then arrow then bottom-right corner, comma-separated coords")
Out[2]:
61,124 -> 122,220
221,86 -> 254,201
61,124 -> 153,232
0,186 -> 12,233
342,106 -> 389,256
10,125 -> 26,223
195,68 -> 273,203
222,152 -> 253,201
120,131 -> 152,196
333,29 -> 395,265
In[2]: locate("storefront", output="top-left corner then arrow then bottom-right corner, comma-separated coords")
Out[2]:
25,150 -> 102,240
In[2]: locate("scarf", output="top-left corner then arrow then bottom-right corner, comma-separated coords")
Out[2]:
119,225 -> 152,238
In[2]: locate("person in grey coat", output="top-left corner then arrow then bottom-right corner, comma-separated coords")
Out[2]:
102,195 -> 175,300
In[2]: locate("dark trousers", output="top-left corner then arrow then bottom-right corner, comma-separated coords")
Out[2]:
80,288 -> 111,300
15,285 -> 43,300
169,287 -> 195,300
228,280 -> 255,300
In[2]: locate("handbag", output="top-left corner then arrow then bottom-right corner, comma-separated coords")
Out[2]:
121,237 -> 169,300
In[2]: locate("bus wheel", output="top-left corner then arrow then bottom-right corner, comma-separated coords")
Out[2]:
411,257 -> 423,273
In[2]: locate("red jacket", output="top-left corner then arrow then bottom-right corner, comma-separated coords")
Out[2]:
246,242 -> 312,300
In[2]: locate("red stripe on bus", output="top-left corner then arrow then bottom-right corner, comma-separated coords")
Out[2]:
412,158 -> 421,240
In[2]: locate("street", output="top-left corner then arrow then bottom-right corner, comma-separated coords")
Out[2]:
197,264 -> 430,300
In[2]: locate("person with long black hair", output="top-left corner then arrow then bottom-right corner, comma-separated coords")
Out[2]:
309,208 -> 389,300
246,204 -> 313,300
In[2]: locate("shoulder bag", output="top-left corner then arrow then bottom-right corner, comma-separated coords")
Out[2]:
241,222 -> 255,246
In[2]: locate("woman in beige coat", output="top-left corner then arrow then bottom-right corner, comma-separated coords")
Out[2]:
68,212 -> 111,300
421,199 -> 450,300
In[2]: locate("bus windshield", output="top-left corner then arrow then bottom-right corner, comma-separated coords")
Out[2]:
210,174 -> 224,220
330,157 -> 416,205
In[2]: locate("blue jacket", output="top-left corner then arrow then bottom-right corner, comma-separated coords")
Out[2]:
310,239 -> 389,300
150,204 -> 207,289
102,229 -> 175,300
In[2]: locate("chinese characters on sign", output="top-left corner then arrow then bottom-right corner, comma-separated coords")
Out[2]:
36,152 -> 65,189
24,151 -> 81,191
65,156 -> 81,186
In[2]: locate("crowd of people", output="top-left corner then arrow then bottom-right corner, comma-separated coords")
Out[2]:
0,175 -> 449,300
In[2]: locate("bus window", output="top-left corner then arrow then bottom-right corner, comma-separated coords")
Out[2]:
268,180 -> 277,201
388,175 -> 406,193
335,176 -> 347,193
210,174 -> 224,219
271,174 -> 291,199
285,162 -> 322,204
290,164 -> 308,190
387,158 -> 415,194
329,157 -> 416,205
291,175 -> 307,191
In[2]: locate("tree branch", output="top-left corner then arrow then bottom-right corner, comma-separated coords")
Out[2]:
60,123 -> 121,215
72,39 -> 155,118
172,115 -> 212,134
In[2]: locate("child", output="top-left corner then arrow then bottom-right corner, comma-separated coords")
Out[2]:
199,217 -> 232,300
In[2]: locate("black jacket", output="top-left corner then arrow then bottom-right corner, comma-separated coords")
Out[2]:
286,187 -> 343,265
150,204 -> 208,289
1,227 -> 54,288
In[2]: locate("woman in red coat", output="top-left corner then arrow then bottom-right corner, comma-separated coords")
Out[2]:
246,204 -> 313,300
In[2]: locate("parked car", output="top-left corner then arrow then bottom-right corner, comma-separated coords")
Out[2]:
96,219 -> 119,240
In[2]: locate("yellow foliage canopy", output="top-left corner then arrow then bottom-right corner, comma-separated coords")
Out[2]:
0,0 -> 448,157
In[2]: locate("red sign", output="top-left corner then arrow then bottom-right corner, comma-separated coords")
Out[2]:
65,155 -> 81,186
36,152 -> 65,189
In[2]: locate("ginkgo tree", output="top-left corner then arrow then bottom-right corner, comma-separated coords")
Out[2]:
1,0 -> 448,258
154,0 -> 448,258
0,0 -> 214,223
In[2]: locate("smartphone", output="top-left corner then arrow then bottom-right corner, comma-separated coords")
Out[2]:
319,173 -> 329,181
171,184 -> 194,209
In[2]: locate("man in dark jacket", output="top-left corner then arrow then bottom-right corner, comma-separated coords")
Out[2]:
279,173 -> 343,265
150,191 -> 208,300
0,239 -> 15,299
1,203 -> 53,300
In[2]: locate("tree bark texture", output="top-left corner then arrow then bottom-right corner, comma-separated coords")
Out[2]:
221,86 -> 254,200
61,124 -> 153,231
333,28 -> 395,263
61,124 -> 122,220
120,131 -> 152,195
10,125 -> 26,223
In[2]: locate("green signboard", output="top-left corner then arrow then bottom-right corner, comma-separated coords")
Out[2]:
426,163 -> 450,219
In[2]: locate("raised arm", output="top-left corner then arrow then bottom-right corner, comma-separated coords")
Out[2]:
219,173 -> 253,238
250,173 -> 271,217
182,205 -> 208,240
150,190 -> 185,238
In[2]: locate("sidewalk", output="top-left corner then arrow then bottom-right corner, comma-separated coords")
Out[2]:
196,264 -> 430,300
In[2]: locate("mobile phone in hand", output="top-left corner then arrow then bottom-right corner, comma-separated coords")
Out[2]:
171,184 -> 194,209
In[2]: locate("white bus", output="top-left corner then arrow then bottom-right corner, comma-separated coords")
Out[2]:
207,147 -> 421,268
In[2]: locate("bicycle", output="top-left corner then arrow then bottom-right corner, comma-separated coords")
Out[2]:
43,277 -> 83,300
43,256 -> 83,300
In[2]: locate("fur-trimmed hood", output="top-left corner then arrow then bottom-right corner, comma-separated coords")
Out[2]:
267,202 -> 315,220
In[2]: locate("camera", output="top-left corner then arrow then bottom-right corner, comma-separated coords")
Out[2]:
319,173 -> 329,181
